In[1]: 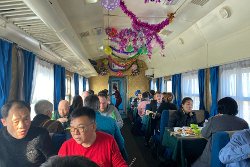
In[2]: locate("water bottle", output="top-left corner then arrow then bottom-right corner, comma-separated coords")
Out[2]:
203,119 -> 208,127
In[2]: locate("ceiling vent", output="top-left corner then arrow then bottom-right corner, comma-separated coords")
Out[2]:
164,0 -> 181,5
191,0 -> 209,6
92,27 -> 103,35
160,29 -> 173,36
80,31 -> 90,38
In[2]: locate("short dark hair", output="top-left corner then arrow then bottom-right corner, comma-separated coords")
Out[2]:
70,107 -> 96,122
84,95 -> 100,111
218,97 -> 238,115
98,91 -> 108,99
155,91 -> 161,95
150,90 -> 155,96
181,97 -> 193,106
88,90 -> 94,95
40,155 -> 99,167
1,100 -> 30,118
142,92 -> 149,99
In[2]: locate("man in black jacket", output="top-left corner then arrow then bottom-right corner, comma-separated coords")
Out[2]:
0,100 -> 55,167
32,100 -> 64,133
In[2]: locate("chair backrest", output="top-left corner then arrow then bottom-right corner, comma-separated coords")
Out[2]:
145,104 -> 151,111
51,133 -> 66,153
159,110 -> 169,142
211,131 -> 234,167
193,110 -> 205,124
159,110 -> 177,142
168,110 -> 176,120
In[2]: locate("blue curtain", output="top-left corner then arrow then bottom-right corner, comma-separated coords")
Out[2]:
198,69 -> 205,110
0,39 -> 12,127
149,79 -> 153,90
74,73 -> 79,96
23,50 -> 35,104
176,74 -> 182,109
61,67 -> 66,100
172,74 -> 182,109
83,77 -> 86,91
159,77 -> 163,92
210,66 -> 219,116
54,65 -> 66,110
172,75 -> 177,105
156,78 -> 159,91
54,65 -> 61,111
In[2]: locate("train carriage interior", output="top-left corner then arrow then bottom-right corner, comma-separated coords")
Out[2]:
0,0 -> 250,166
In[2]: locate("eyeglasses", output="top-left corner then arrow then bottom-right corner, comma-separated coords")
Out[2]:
70,122 -> 94,133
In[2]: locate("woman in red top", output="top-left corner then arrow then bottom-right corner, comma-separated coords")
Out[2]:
112,85 -> 122,109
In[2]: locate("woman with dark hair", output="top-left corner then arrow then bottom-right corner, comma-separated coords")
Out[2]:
69,95 -> 83,114
192,97 -> 249,167
112,85 -> 122,109
168,97 -> 197,128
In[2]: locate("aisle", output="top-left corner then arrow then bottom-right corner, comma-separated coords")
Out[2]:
121,118 -> 161,167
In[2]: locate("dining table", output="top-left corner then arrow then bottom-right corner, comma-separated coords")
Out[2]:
162,128 -> 207,167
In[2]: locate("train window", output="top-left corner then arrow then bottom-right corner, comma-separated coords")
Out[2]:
181,71 -> 199,110
30,58 -> 54,119
166,80 -> 172,93
71,75 -> 75,102
219,61 -> 250,124
85,78 -> 89,91
65,76 -> 71,102
79,76 -> 83,95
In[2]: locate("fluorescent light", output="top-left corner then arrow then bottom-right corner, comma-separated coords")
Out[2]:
85,0 -> 98,3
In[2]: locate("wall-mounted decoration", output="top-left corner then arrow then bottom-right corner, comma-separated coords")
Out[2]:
131,63 -> 140,76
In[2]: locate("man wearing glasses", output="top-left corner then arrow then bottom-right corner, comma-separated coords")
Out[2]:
58,107 -> 127,167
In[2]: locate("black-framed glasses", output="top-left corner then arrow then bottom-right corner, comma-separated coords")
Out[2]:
70,122 -> 94,133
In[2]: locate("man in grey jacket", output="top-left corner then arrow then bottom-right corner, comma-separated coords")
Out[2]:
192,97 -> 249,167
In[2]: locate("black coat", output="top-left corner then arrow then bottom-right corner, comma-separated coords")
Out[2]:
32,114 -> 64,133
157,102 -> 177,114
168,110 -> 197,128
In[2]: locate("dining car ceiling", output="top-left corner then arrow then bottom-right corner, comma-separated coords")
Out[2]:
0,0 -> 250,77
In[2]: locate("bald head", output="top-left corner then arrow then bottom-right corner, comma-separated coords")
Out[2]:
58,100 -> 69,118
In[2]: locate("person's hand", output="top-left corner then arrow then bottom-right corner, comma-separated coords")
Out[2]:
215,113 -> 223,117
152,113 -> 156,119
57,117 -> 68,123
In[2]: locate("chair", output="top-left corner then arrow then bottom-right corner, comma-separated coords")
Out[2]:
51,133 -> 66,153
145,103 -> 151,111
210,131 -> 236,167
193,110 -> 205,125
151,110 -> 176,160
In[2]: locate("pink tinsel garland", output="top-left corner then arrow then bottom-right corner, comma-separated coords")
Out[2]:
118,0 -> 174,58
120,0 -> 174,33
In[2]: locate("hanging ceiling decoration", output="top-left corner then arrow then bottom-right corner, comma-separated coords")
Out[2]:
102,1 -> 174,59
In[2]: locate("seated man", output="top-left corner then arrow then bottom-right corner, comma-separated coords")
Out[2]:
58,107 -> 127,167
84,95 -> 125,152
52,100 -> 70,129
41,155 -> 99,167
0,100 -> 55,167
32,100 -> 64,133
98,91 -> 123,128
219,129 -> 250,167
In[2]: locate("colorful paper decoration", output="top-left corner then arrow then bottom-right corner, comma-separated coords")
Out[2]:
104,46 -> 112,55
